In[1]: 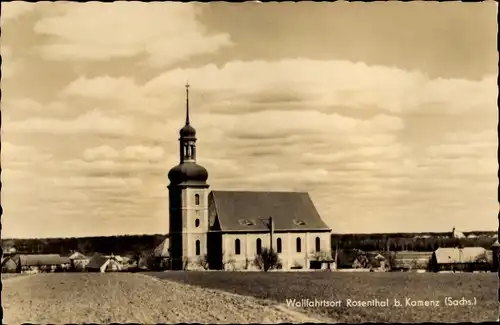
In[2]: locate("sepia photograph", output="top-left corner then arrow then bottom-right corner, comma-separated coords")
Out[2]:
0,1 -> 498,323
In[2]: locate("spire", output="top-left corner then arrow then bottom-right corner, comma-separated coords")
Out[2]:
185,82 -> 190,125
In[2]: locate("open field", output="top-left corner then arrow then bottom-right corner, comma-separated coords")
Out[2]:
1,273 -> 28,280
2,273 -> 326,324
150,271 -> 498,323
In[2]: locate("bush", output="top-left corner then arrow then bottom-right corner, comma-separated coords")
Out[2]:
254,248 -> 280,272
196,254 -> 210,270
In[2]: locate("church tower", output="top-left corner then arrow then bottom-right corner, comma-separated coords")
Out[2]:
168,84 -> 210,270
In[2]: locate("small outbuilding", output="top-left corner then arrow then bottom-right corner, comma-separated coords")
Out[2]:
69,251 -> 90,270
86,253 -> 123,273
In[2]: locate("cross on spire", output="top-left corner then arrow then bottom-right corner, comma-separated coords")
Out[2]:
185,82 -> 190,125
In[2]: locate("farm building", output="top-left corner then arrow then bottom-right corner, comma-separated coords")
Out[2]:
387,251 -> 433,271
335,250 -> 387,271
429,247 -> 489,272
489,240 -> 499,271
86,253 -> 123,273
336,249 -> 365,269
69,251 -> 90,271
152,238 -> 171,269
2,256 -> 18,273
167,85 -> 332,271
153,238 -> 169,258
2,254 -> 71,273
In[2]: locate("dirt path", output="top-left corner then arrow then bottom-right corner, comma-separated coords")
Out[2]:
2,273 -> 332,324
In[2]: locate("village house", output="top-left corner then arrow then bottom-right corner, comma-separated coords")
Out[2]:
1,254 -> 71,273
429,247 -> 489,272
86,253 -> 123,273
167,85 -> 332,271
336,250 -> 387,271
152,238 -> 170,269
69,251 -> 90,271
388,251 -> 434,271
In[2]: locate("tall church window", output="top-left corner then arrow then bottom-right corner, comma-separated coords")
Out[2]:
296,237 -> 302,253
315,237 -> 321,252
276,238 -> 282,253
195,194 -> 200,205
195,240 -> 201,256
195,219 -> 200,228
256,238 -> 262,254
235,239 -> 241,255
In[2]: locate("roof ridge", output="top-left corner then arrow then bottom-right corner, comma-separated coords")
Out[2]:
211,190 -> 309,194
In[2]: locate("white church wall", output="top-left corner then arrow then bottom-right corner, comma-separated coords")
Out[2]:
221,231 -> 332,271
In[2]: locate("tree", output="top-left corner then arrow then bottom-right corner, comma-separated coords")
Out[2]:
196,254 -> 210,270
182,257 -> 190,270
254,247 -> 280,272
387,252 -> 397,270
243,257 -> 251,270
310,250 -> 332,262
222,251 -> 236,270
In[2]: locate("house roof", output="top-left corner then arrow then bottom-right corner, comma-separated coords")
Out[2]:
434,247 -> 487,264
86,253 -> 109,269
15,254 -> 71,266
209,190 -> 331,232
336,249 -> 365,267
69,252 -> 88,260
153,238 -> 169,257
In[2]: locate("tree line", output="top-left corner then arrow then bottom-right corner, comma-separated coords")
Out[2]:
2,231 -> 497,256
332,233 -> 497,252
2,234 -> 166,256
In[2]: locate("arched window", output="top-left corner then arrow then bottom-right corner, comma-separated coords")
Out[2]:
315,237 -> 321,252
195,219 -> 200,228
235,239 -> 241,255
256,238 -> 262,254
195,240 -> 201,256
276,238 -> 282,253
195,194 -> 200,205
296,237 -> 302,253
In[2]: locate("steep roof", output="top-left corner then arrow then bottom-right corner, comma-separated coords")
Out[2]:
153,238 -> 169,257
86,253 -> 109,269
69,252 -> 88,260
209,190 -> 331,232
16,254 -> 71,266
434,247 -> 487,264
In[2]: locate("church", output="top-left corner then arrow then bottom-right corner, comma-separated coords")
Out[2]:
167,84 -> 332,271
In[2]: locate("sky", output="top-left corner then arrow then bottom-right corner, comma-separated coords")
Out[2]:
1,1 -> 498,238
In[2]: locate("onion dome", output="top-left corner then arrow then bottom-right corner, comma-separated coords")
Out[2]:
180,123 -> 196,138
168,162 -> 208,186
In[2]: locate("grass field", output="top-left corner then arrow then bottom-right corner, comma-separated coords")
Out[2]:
2,273 -> 323,324
1,273 -> 26,280
150,271 -> 498,323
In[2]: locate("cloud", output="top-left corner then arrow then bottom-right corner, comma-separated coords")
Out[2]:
60,76 -> 139,100
141,59 -> 497,116
8,110 -> 135,137
83,145 -> 165,163
422,130 -> 497,177
0,2 -> 36,22
1,142 -> 53,168
1,45 -> 24,80
33,3 -> 232,66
